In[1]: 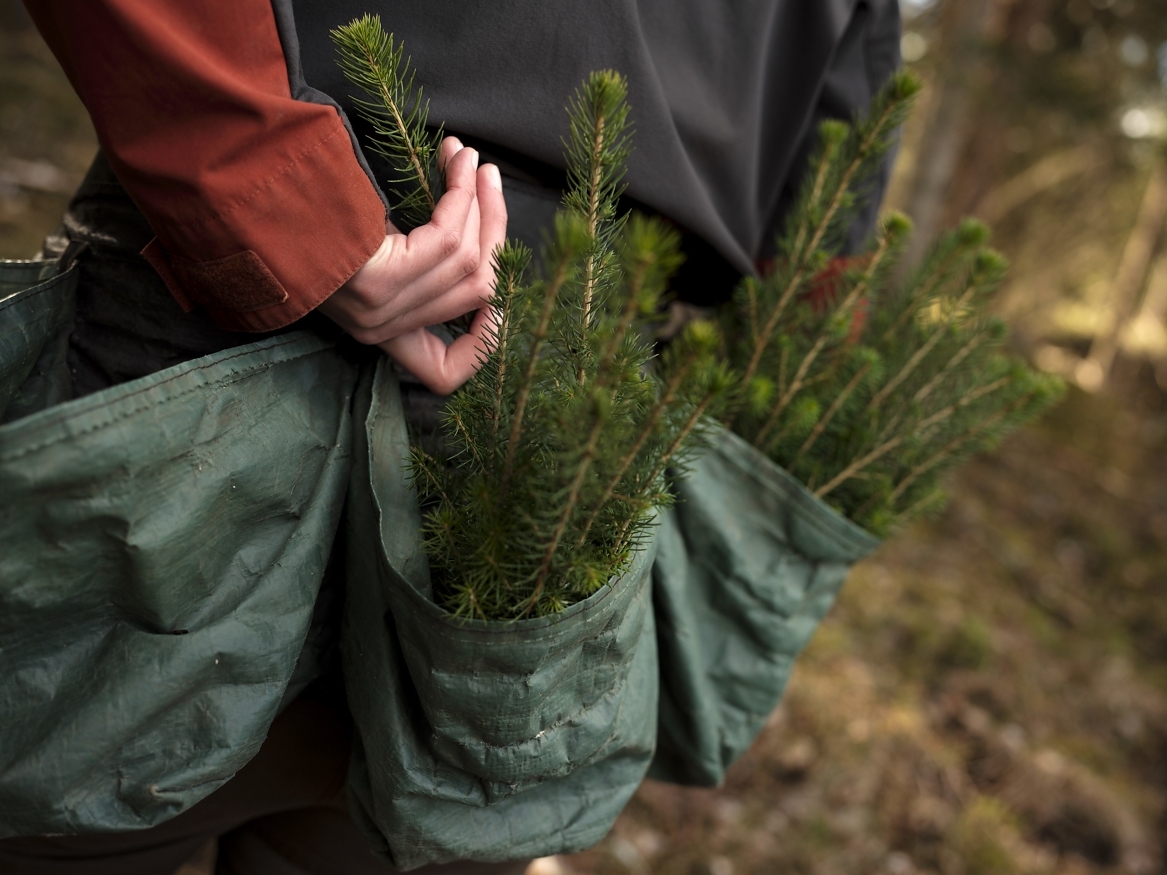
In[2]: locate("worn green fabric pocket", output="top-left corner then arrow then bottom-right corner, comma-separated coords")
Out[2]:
0,260 -> 357,836
0,260 -> 74,422
0,258 -> 58,301
649,427 -> 880,786
343,359 -> 659,870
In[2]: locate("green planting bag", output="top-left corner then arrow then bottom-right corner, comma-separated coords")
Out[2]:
342,359 -> 659,870
0,260 -> 357,836
0,260 -> 74,422
649,426 -> 880,786
0,259 -> 57,298
0,257 -> 866,848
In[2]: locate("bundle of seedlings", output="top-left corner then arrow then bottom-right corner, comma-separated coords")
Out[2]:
726,70 -> 1064,536
334,16 -> 734,619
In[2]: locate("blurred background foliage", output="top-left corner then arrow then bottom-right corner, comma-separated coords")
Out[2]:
2,0 -> 1166,873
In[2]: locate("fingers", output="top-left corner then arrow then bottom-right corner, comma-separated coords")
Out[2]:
477,163 -> 508,270
401,172 -> 484,303
328,148 -> 482,336
322,142 -> 509,363
405,146 -> 479,273
438,135 -> 463,174
387,163 -> 508,332
380,305 -> 500,396
365,145 -> 483,320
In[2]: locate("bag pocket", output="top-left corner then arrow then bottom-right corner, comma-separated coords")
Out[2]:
0,259 -> 75,422
649,426 -> 880,786
342,358 -> 658,870
0,279 -> 358,837
0,258 -> 59,300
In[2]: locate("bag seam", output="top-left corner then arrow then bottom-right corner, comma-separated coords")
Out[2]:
713,431 -> 878,558
0,272 -> 72,313
0,337 -> 329,462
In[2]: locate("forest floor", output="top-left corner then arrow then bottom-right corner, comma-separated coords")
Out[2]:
3,5 -> 1166,874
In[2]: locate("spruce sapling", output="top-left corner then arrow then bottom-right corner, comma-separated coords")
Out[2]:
733,72 -> 922,397
725,70 -> 1065,537
332,15 -> 443,228
333,54 -> 733,619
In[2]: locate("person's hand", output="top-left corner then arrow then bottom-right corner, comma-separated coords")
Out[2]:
319,136 -> 507,395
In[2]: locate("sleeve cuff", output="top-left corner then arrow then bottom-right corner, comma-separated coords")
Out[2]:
142,119 -> 386,333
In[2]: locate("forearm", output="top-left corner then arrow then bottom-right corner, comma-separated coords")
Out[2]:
23,0 -> 387,331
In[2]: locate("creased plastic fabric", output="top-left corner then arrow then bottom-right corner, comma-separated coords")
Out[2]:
0,261 -> 357,836
342,359 -> 659,870
649,426 -> 881,786
0,260 -> 74,422
1,256 -> 877,849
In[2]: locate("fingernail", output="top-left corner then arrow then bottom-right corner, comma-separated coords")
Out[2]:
471,150 -> 480,170
448,136 -> 463,150
485,163 -> 501,190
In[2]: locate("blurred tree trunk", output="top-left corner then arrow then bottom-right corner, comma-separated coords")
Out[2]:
977,145 -> 1101,224
901,0 -> 1064,270
899,0 -> 994,271
1083,160 -> 1167,389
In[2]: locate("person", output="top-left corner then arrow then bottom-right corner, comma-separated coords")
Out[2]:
1,1 -> 901,872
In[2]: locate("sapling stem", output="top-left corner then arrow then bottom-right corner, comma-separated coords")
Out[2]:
413,452 -> 455,510
449,411 -> 484,469
740,98 -> 901,392
792,360 -> 873,463
614,388 -> 717,555
788,135 -> 840,263
489,267 -> 520,444
525,411 -> 607,615
875,330 -> 988,443
911,375 -> 1011,443
813,374 -> 1007,500
878,243 -> 967,346
579,109 -> 607,338
814,433 -> 905,499
501,256 -> 571,493
574,359 -> 692,549
596,257 -> 651,371
886,401 -> 1017,507
865,277 -> 981,414
373,62 -> 436,212
754,332 -> 828,449
753,232 -> 893,449
912,331 -> 986,408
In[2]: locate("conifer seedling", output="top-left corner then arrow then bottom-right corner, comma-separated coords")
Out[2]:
336,16 -> 733,619
332,15 -> 443,228
337,18 -> 1063,588
725,71 -> 1065,536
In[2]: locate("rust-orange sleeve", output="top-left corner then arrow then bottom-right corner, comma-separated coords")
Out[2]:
23,0 -> 387,332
